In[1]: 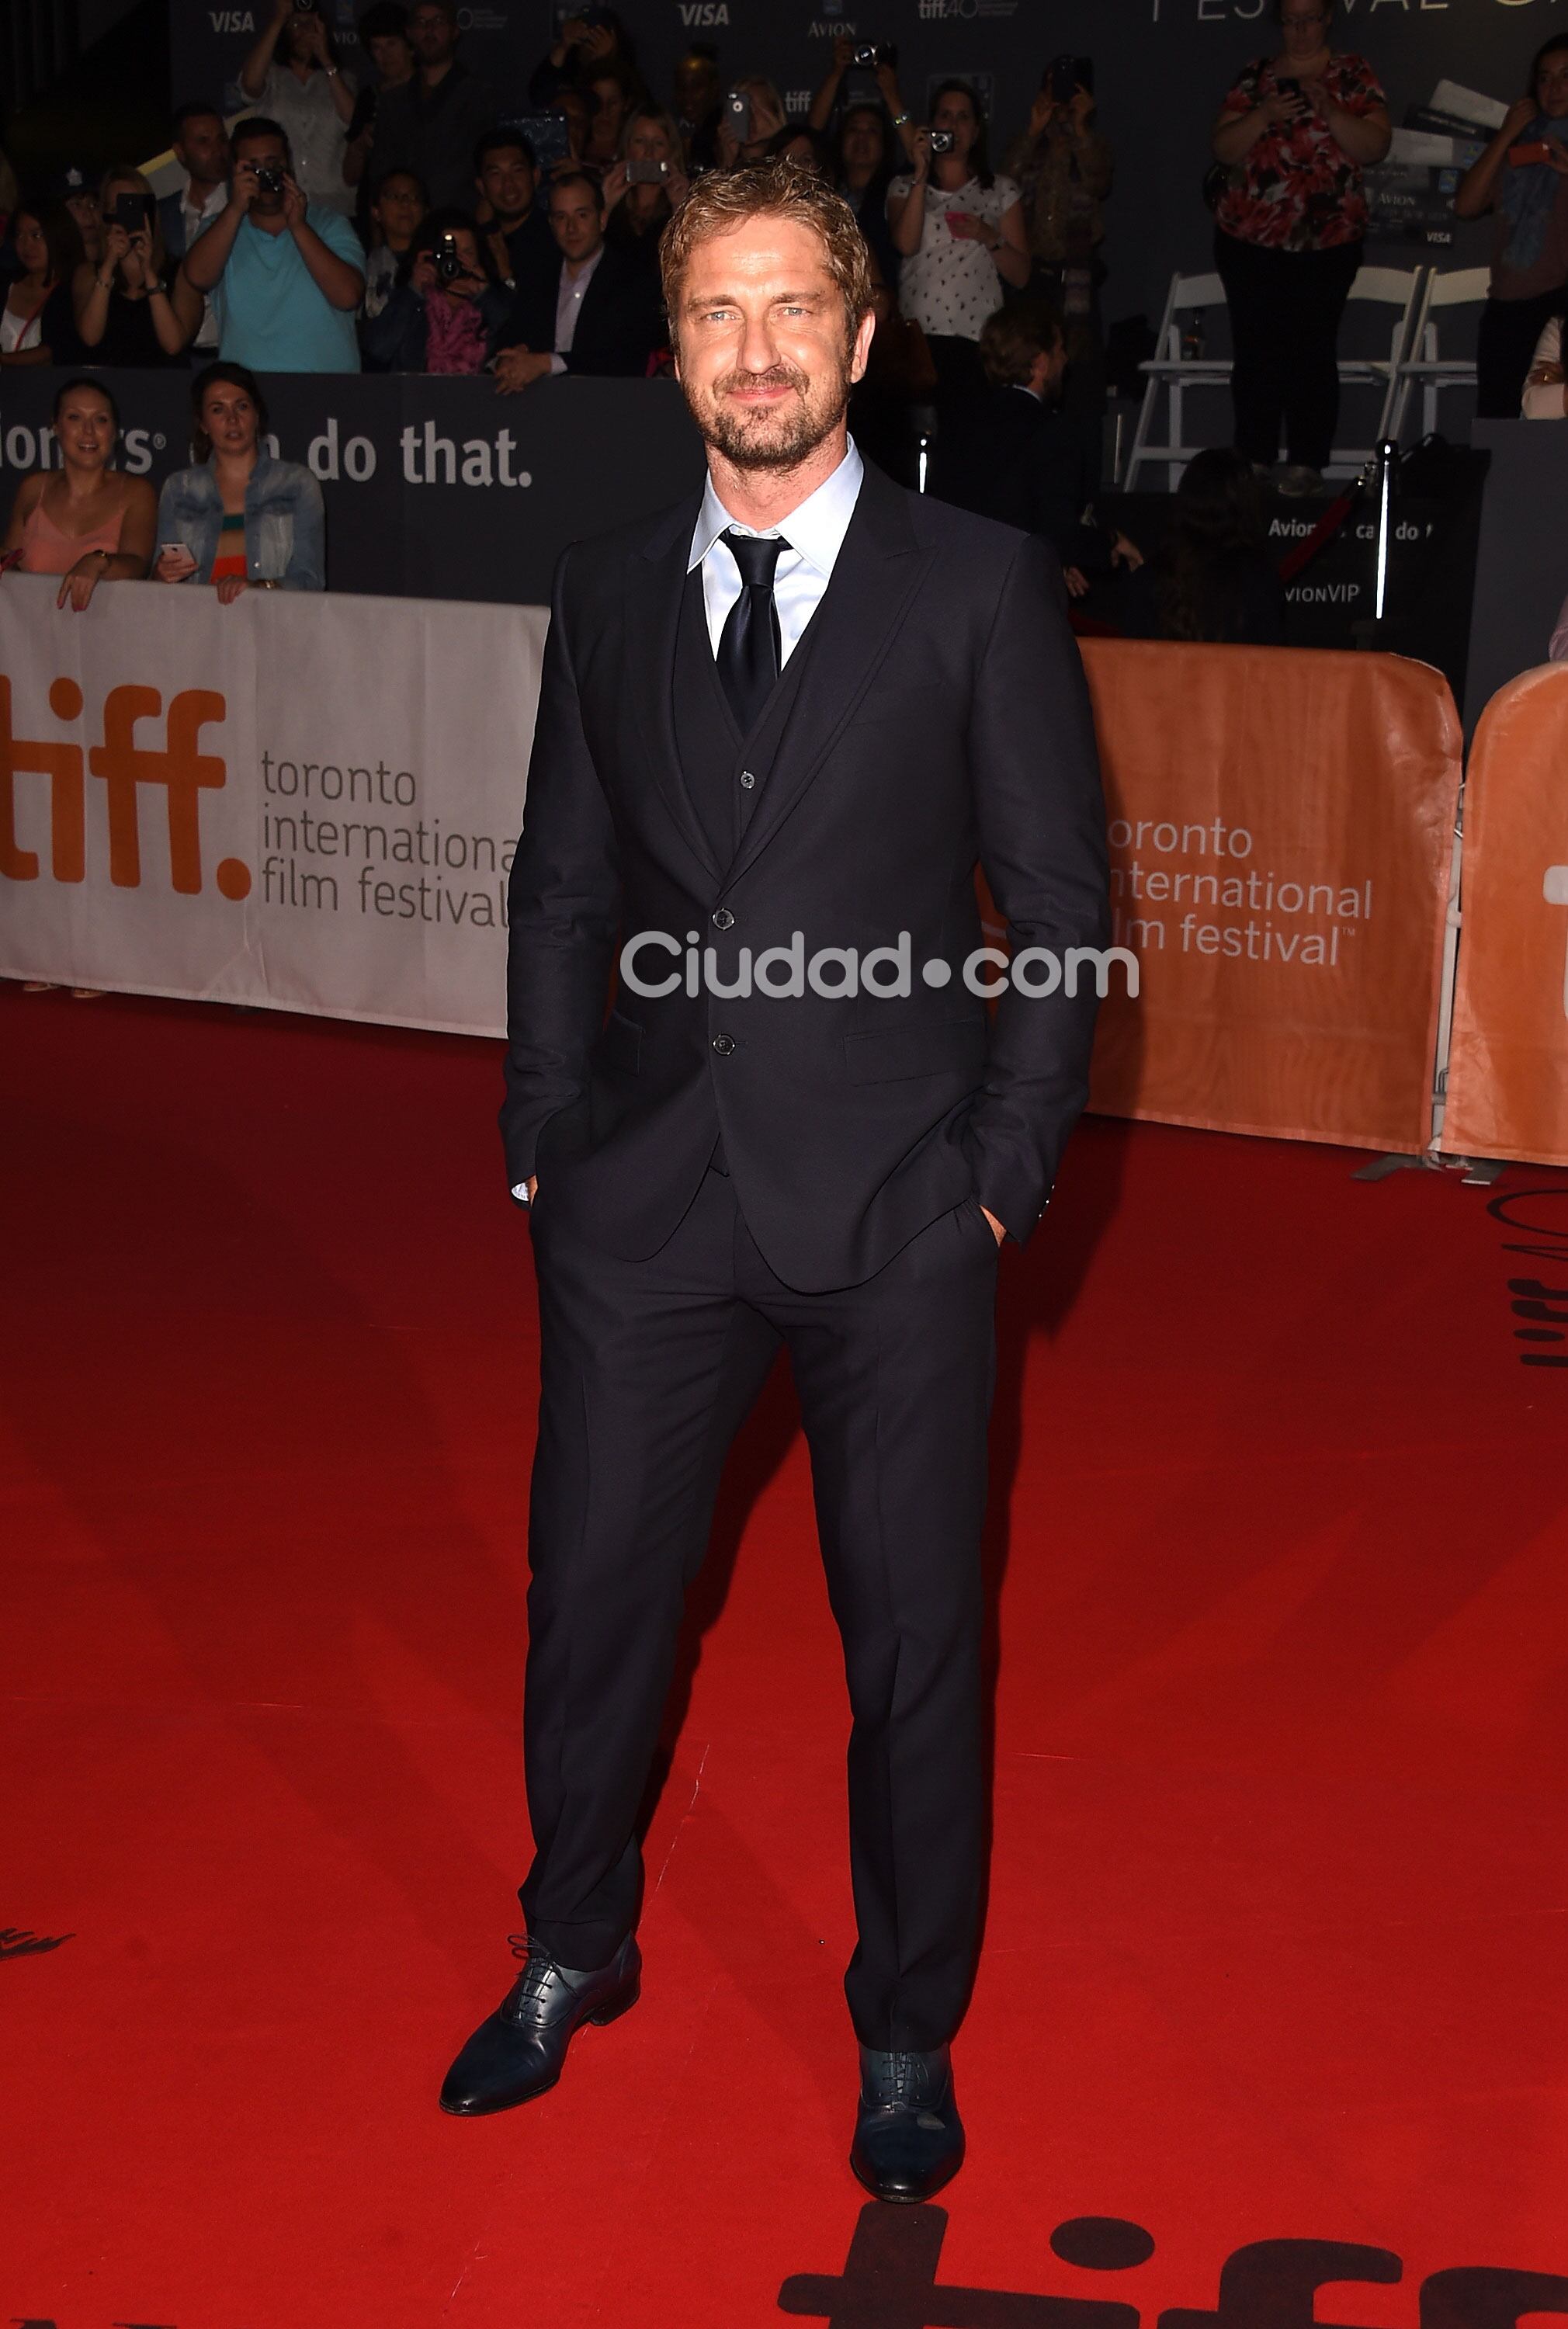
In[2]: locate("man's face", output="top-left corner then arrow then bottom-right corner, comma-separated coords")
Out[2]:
1538,50 -> 1568,115
368,30 -> 413,79
1030,340 -> 1067,399
237,135 -> 289,214
675,215 -> 872,473
408,3 -> 456,68
177,112 -> 230,188
479,144 -> 535,221
550,180 -> 604,262
373,172 -> 427,245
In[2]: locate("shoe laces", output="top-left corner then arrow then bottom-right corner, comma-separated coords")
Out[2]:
504,1931 -> 564,2019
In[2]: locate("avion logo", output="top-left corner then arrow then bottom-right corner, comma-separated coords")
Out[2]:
0,676 -> 248,898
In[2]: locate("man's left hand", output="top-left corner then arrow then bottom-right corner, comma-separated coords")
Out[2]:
981,1206 -> 1005,1246
494,346 -> 553,393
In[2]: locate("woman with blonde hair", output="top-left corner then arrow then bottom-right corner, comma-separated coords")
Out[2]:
602,105 -> 690,261
73,165 -> 199,364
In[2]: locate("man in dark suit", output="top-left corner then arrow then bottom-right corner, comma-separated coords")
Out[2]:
933,297 -> 1110,591
440,161 -> 1108,2202
491,168 -> 664,389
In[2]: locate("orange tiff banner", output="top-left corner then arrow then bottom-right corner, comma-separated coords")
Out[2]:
1077,640 -> 1461,1153
1442,665 -> 1568,1168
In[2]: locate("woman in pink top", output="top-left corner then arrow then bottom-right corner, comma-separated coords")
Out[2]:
0,374 -> 155,610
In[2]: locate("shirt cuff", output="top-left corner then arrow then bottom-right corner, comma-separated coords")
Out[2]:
512,1181 -> 531,1203
549,354 -> 567,377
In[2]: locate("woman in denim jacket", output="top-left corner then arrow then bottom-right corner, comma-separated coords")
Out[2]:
154,360 -> 324,599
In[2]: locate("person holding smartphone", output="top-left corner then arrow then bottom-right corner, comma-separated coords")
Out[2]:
1453,36 -> 1568,418
602,106 -> 690,263
154,362 -> 324,599
1209,0 -> 1389,497
72,168 -> 200,365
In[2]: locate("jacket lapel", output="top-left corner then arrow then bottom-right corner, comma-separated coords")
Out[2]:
723,462 -> 931,892
622,494 -> 723,883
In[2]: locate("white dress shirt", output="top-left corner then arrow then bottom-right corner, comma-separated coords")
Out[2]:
688,436 -> 865,664
182,179 -> 228,349
548,245 -> 605,377
514,437 -> 866,1202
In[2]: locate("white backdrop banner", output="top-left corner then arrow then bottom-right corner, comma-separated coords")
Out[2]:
0,577 -> 546,1036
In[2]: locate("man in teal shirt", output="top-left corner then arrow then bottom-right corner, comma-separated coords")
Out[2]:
182,117 -> 365,373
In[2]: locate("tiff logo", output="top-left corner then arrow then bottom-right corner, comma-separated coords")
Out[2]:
0,677 -> 250,900
780,2207 -> 1568,2328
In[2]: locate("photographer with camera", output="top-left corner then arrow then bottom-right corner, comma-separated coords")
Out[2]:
808,35 -> 918,164
886,80 -> 1029,414
362,207 -> 511,370
602,107 -> 691,266
1005,57 -> 1112,402
236,0 -> 358,219
73,167 -> 201,366
1209,0 -> 1389,497
1452,36 -> 1568,419
182,118 -> 366,373
529,8 -> 642,110
154,363 -> 324,600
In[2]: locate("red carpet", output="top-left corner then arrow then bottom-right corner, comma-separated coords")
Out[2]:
4,984 -> 1566,2328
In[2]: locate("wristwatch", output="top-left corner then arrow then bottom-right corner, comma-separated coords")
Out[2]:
892,111 -> 910,127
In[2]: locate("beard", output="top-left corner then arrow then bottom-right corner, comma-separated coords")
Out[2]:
692,356 -> 852,472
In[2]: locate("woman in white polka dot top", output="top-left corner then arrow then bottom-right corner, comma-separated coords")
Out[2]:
887,79 -> 1031,412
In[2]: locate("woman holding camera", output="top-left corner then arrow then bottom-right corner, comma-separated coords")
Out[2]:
1453,36 -> 1568,418
359,208 -> 511,371
72,167 -> 199,365
886,79 -> 1029,412
238,0 -> 358,217
154,363 -> 324,599
1210,0 -> 1389,495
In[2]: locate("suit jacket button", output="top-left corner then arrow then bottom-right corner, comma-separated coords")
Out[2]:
712,908 -> 735,931
739,769 -> 756,790
712,1033 -> 736,1055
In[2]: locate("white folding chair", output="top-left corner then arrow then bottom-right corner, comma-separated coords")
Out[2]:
1327,264 -> 1428,477
1389,266 -> 1491,439
1124,269 -> 1232,492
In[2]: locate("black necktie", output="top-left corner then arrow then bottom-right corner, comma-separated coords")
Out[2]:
716,529 -> 783,735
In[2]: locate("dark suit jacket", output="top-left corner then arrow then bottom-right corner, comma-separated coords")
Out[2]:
933,385 -> 1103,571
501,457 -> 1109,1292
493,241 -> 663,378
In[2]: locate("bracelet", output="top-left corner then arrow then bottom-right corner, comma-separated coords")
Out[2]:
892,111 -> 910,127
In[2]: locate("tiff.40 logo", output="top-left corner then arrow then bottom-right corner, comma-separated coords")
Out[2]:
0,675 -> 250,901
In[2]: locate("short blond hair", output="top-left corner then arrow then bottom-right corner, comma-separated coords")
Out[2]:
660,158 -> 872,355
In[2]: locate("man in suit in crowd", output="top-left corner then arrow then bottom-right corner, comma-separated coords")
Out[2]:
440,160 -> 1108,2201
158,102 -> 231,353
491,168 -> 664,389
933,297 -> 1117,597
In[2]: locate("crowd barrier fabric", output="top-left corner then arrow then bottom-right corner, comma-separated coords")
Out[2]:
1079,640 -> 1462,1154
0,576 -> 543,1035
1441,664 -> 1568,1168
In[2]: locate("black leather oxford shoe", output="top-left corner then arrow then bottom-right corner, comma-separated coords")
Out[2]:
850,2045 -> 965,2202
439,1932 -> 641,2116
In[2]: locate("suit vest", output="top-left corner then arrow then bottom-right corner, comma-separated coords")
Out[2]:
672,562 -> 822,873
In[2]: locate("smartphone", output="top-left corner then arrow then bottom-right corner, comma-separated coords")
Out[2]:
158,542 -> 196,574
1510,141 -> 1554,167
1049,54 -> 1091,107
725,88 -> 751,142
113,193 -> 152,231
626,157 -> 669,184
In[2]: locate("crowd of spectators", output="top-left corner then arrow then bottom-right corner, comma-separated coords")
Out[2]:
16,0 -> 1547,647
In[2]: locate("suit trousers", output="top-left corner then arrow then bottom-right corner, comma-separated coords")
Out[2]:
519,1164 -> 1000,2052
